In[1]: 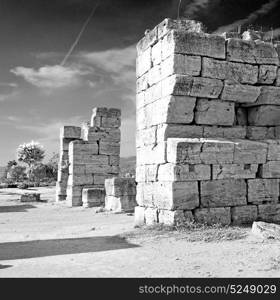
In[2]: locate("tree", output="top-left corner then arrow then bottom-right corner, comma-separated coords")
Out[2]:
8,165 -> 26,182
17,141 -> 45,179
45,152 -> 59,181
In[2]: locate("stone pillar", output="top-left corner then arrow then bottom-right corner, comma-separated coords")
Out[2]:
56,126 -> 81,201
135,18 -> 280,226
64,107 -> 121,206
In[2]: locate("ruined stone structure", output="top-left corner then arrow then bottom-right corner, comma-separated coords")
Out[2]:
56,107 -> 121,206
105,177 -> 137,212
135,18 -> 280,226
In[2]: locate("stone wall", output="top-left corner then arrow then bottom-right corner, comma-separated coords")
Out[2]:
135,18 -> 280,226
56,107 -> 121,206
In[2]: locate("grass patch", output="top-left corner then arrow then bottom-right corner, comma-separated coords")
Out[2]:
121,221 -> 249,243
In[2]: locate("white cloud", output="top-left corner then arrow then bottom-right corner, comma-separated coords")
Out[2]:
10,64 -> 90,89
0,82 -> 18,101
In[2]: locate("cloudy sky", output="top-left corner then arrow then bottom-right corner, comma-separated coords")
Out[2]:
0,0 -> 279,165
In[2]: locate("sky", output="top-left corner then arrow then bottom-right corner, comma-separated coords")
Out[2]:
0,0 -> 279,165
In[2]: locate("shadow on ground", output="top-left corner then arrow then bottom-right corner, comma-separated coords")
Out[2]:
0,204 -> 35,213
0,264 -> 12,269
0,236 -> 139,260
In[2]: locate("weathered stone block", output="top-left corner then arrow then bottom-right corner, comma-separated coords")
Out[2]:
68,174 -> 93,186
267,140 -> 280,160
158,209 -> 190,225
202,57 -> 258,84
221,81 -> 261,103
194,207 -> 231,225
248,179 -> 279,203
231,206 -> 258,224
249,86 -> 280,106
157,124 -> 204,141
157,163 -> 211,181
136,126 -> 157,148
247,126 -> 275,140
147,64 -> 161,86
163,30 -> 225,59
60,126 -> 81,139
101,117 -> 121,128
162,75 -> 223,99
20,193 -> 40,202
136,181 -> 199,210
136,142 -> 166,165
82,187 -> 105,208
227,38 -> 278,65
248,105 -> 280,126
200,179 -> 247,207
99,141 -> 120,155
105,195 -> 137,212
233,139 -> 267,163
137,95 -> 196,129
258,204 -> 280,223
203,126 -> 246,139
167,138 -> 235,164
161,54 -> 201,78
258,65 -> 277,84
105,177 -> 136,197
260,161 -> 280,178
66,185 -> 83,206
144,207 -> 159,225
136,47 -> 152,77
195,99 -> 235,126
136,164 -> 158,182
212,163 -> 258,180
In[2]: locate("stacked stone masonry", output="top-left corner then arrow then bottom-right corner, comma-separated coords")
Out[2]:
105,177 -> 137,212
135,18 -> 280,226
56,107 -> 121,206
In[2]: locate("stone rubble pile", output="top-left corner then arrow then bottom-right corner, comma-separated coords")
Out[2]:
56,107 -> 121,206
135,18 -> 280,226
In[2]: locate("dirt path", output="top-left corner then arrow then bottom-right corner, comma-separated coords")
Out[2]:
0,187 -> 280,277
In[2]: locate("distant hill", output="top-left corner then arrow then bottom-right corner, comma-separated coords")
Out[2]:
120,156 -> 136,177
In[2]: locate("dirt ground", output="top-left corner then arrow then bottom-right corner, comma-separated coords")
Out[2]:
0,186 -> 280,277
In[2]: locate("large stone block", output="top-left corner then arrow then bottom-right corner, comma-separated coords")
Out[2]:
231,206 -> 258,224
67,174 -> 93,186
258,65 -> 277,84
136,142 -> 166,165
66,185 -> 83,206
167,138 -> 235,164
105,195 -> 137,212
157,163 -> 211,181
203,126 -> 246,139
212,163 -> 258,180
227,38 -> 278,65
195,99 -> 235,126
202,57 -> 258,84
248,86 -> 280,106
259,161 -> 280,178
158,209 -> 192,225
157,124 -> 204,142
233,139 -> 267,163
161,54 -> 201,78
105,177 -> 136,196
99,141 -> 120,155
267,140 -> 280,161
194,207 -> 231,225
60,126 -> 81,139
248,179 -> 279,203
200,179 -> 247,207
162,30 -> 225,59
136,126 -> 157,148
136,164 -> 159,182
248,105 -> 280,126
258,204 -> 280,223
136,181 -> 199,210
134,206 -> 145,227
137,95 -> 196,129
246,126 -> 275,140
82,187 -> 105,208
162,75 -> 223,99
136,47 -> 152,77
221,81 -> 261,103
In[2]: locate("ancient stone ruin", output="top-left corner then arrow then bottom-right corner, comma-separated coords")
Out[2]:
56,107 -> 121,207
135,18 -> 280,226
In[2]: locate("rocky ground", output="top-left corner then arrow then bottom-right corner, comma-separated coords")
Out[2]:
0,186 -> 280,277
